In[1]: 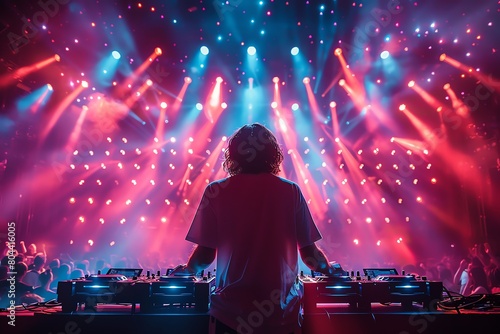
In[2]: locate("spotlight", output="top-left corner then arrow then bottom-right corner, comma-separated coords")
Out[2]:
81,81 -> 89,88
329,101 -> 336,108
272,77 -> 279,83
112,51 -> 121,59
303,77 -> 310,84
184,77 -> 192,84
216,76 -> 223,83
408,80 -> 415,87
380,50 -> 390,59
146,79 -> 153,86
54,54 -> 61,62
155,47 -> 162,56
200,46 -> 209,55
47,84 -> 53,91
443,83 -> 450,90
247,46 -> 256,56
291,47 -> 299,56
339,79 -> 345,86
334,48 -> 342,56
399,104 -> 406,111
439,53 -> 446,61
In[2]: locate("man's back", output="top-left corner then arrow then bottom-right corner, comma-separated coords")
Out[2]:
187,173 -> 321,333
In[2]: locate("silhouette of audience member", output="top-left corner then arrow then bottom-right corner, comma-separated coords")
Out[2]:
48,258 -> 60,272
19,241 -> 45,267
33,269 -> 58,302
170,123 -> 339,334
75,260 -> 91,277
402,263 -> 424,278
112,257 -> 129,269
463,265 -> 491,296
488,267 -> 500,294
437,263 -> 456,293
420,262 -> 439,281
23,253 -> 46,288
94,259 -> 109,274
471,243 -> 492,270
14,253 -> 26,265
52,263 -> 71,292
70,268 -> 85,280
2,242 -> 18,259
0,262 -> 34,308
454,255 -> 483,295
22,241 -> 37,256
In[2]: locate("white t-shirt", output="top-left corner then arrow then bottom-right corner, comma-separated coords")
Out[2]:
459,269 -> 468,295
186,173 -> 322,334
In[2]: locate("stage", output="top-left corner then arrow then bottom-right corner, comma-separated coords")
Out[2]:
2,303 -> 499,334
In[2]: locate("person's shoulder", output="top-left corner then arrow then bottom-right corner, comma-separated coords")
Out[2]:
204,177 -> 231,193
207,177 -> 230,187
472,286 -> 490,295
274,175 -> 299,187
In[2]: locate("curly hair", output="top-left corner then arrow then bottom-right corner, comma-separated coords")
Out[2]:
222,123 -> 284,176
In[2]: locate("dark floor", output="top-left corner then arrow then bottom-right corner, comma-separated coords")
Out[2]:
2,303 -> 500,334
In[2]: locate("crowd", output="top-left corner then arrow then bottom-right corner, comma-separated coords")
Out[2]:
401,242 -> 500,296
1,240 -> 499,309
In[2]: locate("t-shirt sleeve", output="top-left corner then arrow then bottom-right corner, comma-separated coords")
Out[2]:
294,185 -> 322,248
185,185 -> 217,249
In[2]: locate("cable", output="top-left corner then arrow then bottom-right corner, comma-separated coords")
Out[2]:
437,292 -> 497,312
438,286 -> 462,314
0,299 -> 62,313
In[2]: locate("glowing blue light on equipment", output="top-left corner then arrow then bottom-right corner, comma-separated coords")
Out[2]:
380,51 -> 390,59
291,47 -> 299,56
112,51 -> 121,59
247,46 -> 257,56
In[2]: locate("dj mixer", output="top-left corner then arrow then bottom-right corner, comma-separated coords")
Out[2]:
299,271 -> 443,313
57,272 -> 216,313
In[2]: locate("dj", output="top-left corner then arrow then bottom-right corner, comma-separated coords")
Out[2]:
171,123 -> 340,334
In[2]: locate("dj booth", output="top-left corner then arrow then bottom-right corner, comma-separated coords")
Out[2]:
2,267 -> 500,333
